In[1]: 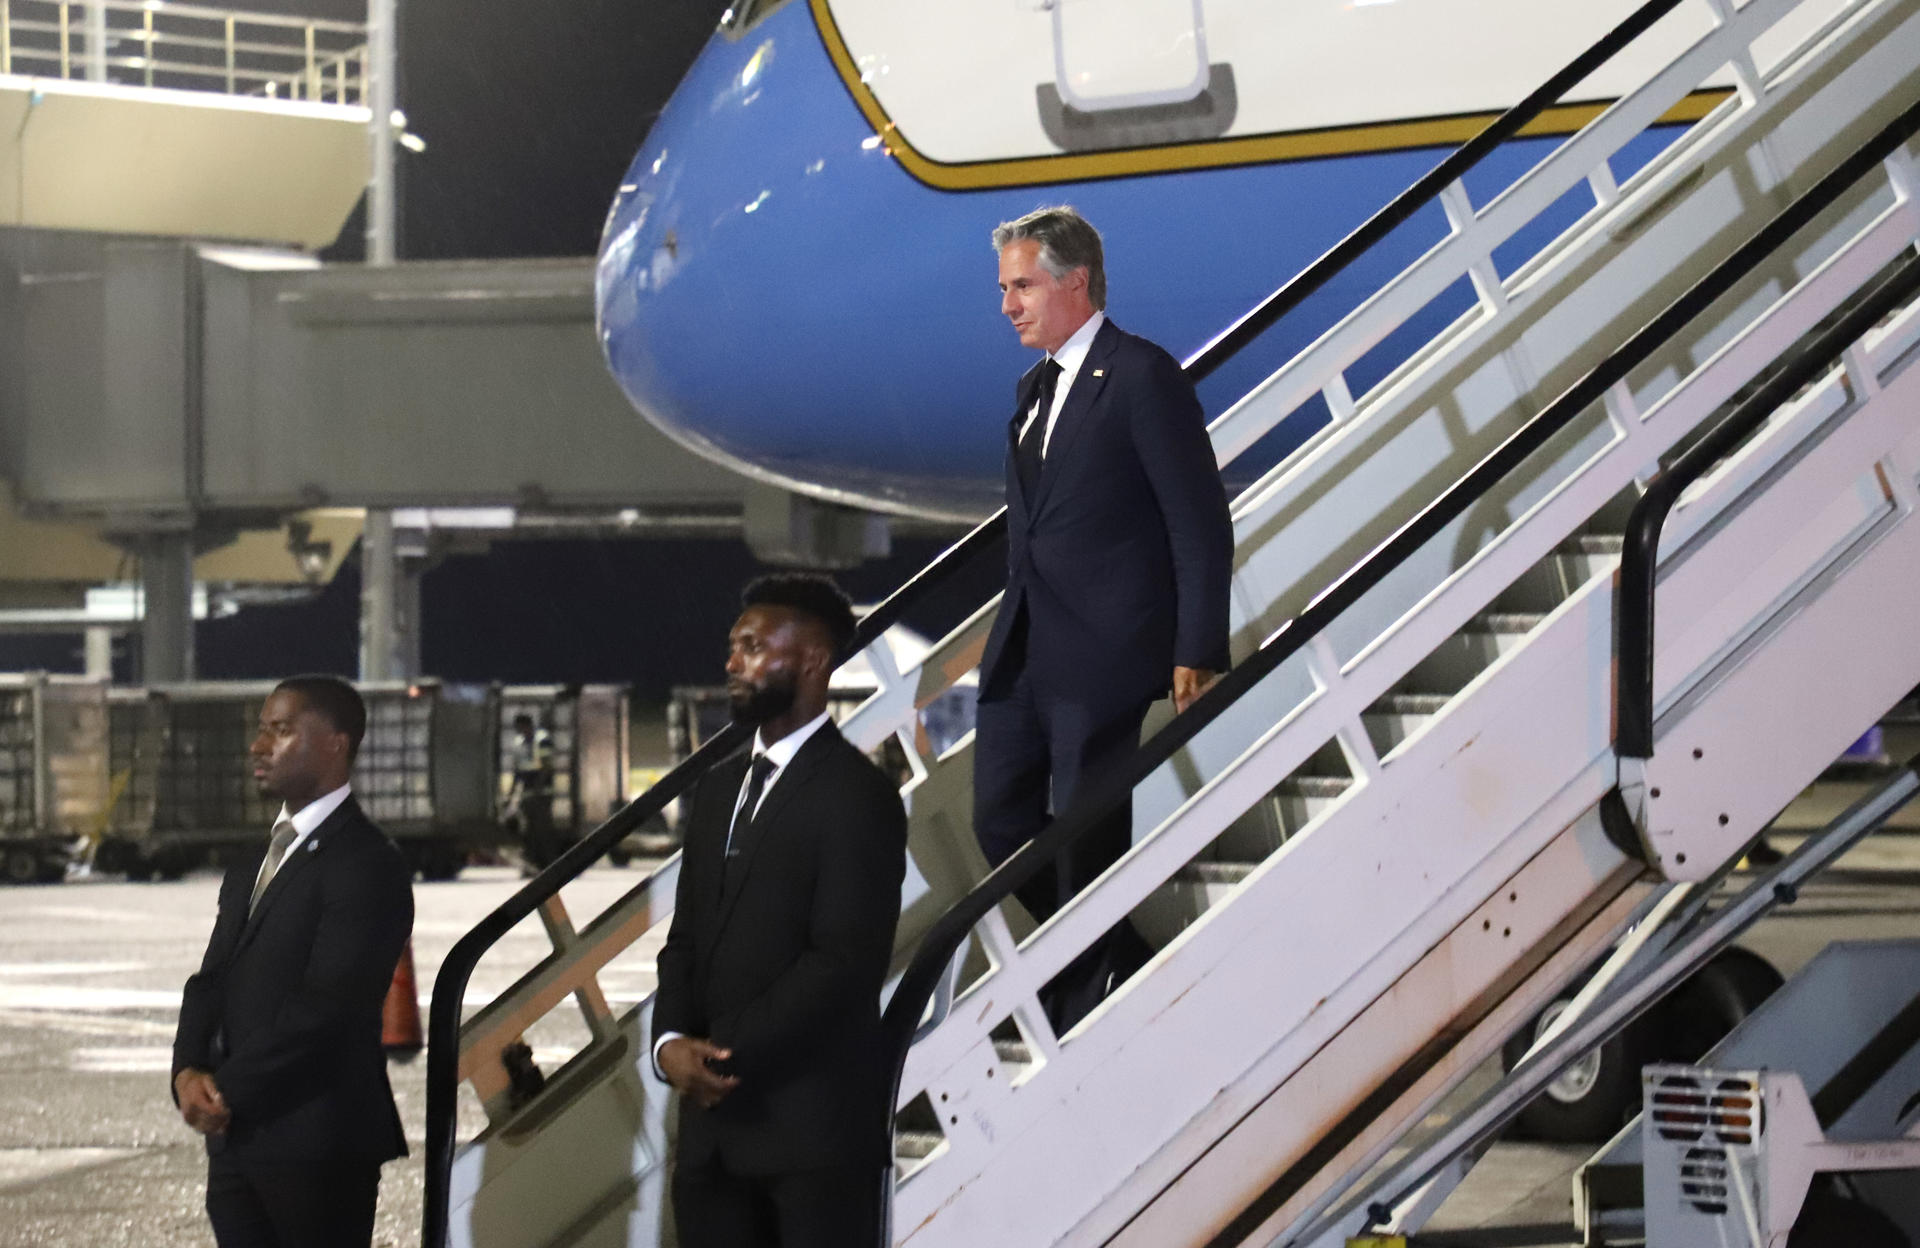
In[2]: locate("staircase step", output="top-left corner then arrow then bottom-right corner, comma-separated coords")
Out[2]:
895,1130 -> 945,1161
1477,612 -> 1547,635
993,1038 -> 1033,1065
1562,532 -> 1624,557
1497,545 -> 1620,612
1277,775 -> 1353,798
1178,860 -> 1258,887
1402,613 -> 1547,693
1374,693 -> 1451,715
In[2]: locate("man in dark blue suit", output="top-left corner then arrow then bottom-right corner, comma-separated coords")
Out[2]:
975,205 -> 1234,1031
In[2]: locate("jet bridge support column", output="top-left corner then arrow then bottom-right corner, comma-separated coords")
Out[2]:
137,530 -> 195,682
358,510 -> 424,681
743,482 -> 891,569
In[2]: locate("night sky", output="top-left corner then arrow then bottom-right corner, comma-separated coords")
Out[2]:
3,0 -> 990,701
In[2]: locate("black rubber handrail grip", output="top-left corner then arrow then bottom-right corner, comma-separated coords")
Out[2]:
875,94 -> 1920,1247
1617,249 -> 1920,758
420,1 -> 1723,1239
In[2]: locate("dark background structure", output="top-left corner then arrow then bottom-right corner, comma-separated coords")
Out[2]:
2,0 -> 990,700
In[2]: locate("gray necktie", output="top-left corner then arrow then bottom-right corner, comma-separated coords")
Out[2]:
250,817 -> 298,914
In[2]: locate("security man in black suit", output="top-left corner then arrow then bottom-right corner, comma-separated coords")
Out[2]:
172,675 -> 414,1248
654,574 -> 908,1248
976,205 -> 1235,1031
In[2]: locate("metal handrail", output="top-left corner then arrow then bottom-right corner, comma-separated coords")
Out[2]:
419,0 -> 1769,1242
0,0 -> 364,103
13,0 -> 362,36
420,518 -> 1003,1247
1180,0 -> 1695,383
1616,248 -> 1920,759
873,83 -> 1920,1248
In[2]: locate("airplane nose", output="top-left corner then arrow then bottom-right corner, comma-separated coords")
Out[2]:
593,6 -> 1024,518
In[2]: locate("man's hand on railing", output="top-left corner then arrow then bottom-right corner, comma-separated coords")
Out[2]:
1172,666 -> 1219,714
658,1037 -> 741,1109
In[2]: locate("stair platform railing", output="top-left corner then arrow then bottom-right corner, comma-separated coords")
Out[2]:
877,89 -> 1920,1247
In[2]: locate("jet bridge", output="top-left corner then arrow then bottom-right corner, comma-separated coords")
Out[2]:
421,0 -> 1920,1243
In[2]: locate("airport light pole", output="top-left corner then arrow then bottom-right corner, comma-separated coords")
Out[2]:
358,0 -> 415,682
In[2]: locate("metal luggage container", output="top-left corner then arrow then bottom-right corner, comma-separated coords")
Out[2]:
96,680 -> 500,880
498,684 -> 633,860
0,674 -> 109,884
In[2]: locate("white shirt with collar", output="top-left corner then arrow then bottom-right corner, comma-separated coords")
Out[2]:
654,708 -> 834,1078
727,707 -> 832,831
1018,309 -> 1106,458
254,782 -> 351,896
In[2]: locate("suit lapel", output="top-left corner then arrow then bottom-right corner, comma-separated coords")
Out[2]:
708,724 -> 838,942
234,797 -> 354,954
1029,320 -> 1118,516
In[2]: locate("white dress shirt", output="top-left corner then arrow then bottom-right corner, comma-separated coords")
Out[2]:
1017,309 -> 1106,458
252,782 -> 351,902
653,709 -> 834,1078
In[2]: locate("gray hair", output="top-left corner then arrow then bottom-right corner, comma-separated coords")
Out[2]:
991,205 -> 1106,311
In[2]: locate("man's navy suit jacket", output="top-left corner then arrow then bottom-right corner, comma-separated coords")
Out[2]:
978,317 -> 1235,717
171,796 -> 413,1165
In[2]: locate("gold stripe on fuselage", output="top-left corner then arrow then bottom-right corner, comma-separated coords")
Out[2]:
807,0 -> 1731,192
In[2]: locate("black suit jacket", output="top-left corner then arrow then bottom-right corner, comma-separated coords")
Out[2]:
172,796 -> 413,1165
978,317 -> 1235,716
654,722 -> 907,1175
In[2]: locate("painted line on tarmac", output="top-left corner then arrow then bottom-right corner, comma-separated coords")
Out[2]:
0,962 -> 148,978
0,1147 -> 144,1193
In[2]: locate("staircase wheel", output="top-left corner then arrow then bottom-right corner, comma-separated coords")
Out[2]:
4,847 -> 42,885
1654,946 -> 1785,1065
1502,999 -> 1650,1143
411,843 -> 464,882
151,848 -> 194,882
1787,1185 -> 1911,1248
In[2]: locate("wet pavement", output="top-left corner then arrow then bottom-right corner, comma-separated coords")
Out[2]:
1,828 -> 1917,1248
0,864 -> 658,1248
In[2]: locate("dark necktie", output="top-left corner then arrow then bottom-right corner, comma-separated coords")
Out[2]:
1017,358 -> 1063,499
723,755 -> 777,881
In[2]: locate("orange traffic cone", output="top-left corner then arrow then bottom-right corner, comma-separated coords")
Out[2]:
383,940 -> 424,1060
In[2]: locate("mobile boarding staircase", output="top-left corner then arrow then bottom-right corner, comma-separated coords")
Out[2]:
423,0 -> 1920,1243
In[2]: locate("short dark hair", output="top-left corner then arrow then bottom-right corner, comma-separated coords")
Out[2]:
992,205 -> 1107,310
741,574 -> 858,656
275,675 -> 368,761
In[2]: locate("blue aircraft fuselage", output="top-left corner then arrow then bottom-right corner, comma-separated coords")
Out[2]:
595,3 -> 1673,519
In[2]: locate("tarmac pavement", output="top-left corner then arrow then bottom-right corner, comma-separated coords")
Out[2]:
0,825 -> 1916,1248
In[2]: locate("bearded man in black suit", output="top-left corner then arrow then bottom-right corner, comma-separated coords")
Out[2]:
976,205 -> 1235,1032
172,675 -> 413,1248
654,574 -> 908,1248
